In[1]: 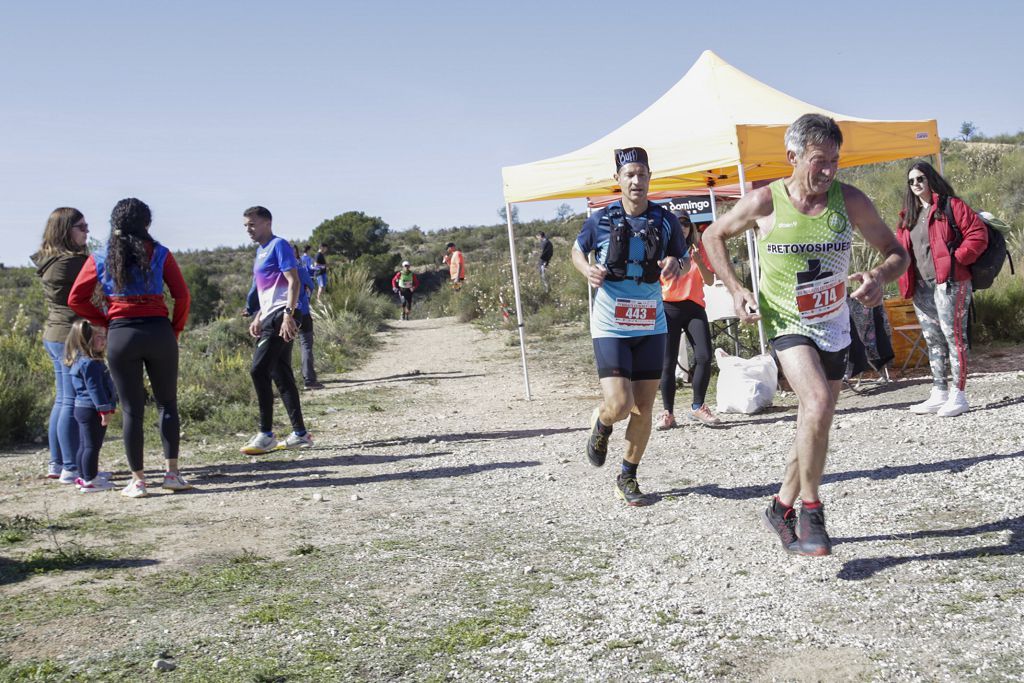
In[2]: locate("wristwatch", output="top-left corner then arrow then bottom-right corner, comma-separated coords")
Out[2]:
284,306 -> 296,317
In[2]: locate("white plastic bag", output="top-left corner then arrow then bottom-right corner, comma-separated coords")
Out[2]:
714,348 -> 778,414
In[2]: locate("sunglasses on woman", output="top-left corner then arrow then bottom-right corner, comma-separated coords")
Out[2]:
908,176 -> 927,187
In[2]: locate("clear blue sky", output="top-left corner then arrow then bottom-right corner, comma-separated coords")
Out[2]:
2,0 -> 1020,265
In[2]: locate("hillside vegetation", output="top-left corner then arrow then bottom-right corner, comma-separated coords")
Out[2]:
1,138 -> 1022,445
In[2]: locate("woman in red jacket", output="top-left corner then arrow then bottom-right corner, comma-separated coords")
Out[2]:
69,198 -> 192,498
896,162 -> 988,418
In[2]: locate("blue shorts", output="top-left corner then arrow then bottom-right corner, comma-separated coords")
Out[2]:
593,334 -> 666,381
771,334 -> 850,382
315,273 -> 327,288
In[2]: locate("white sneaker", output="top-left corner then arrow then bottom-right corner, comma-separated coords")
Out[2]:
58,469 -> 79,484
240,432 -> 277,455
909,387 -> 948,414
79,478 -> 115,493
161,472 -> 194,491
937,389 -> 969,417
277,432 -> 314,450
121,480 -> 148,499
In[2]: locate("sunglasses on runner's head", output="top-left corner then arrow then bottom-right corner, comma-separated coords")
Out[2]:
908,176 -> 927,186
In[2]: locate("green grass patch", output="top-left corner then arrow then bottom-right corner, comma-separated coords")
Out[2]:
425,602 -> 532,655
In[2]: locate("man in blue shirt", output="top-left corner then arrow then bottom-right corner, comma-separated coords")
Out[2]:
241,206 -> 313,455
571,147 -> 688,506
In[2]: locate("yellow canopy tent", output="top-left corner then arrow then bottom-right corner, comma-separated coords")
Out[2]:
499,50 -> 940,398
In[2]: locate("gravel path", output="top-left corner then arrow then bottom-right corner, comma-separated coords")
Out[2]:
1,317 -> 1023,681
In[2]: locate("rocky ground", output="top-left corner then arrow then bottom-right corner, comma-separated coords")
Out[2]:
1,317 -> 1022,682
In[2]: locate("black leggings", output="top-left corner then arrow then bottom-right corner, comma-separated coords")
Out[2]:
251,309 -> 306,434
73,406 -> 107,481
107,317 -> 180,472
660,300 -> 713,413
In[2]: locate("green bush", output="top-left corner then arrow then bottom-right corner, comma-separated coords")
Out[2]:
0,307 -> 51,445
973,271 -> 1024,344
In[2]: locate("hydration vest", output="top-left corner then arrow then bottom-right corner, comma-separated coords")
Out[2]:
93,243 -> 169,297
601,202 -> 666,283
398,271 -> 415,289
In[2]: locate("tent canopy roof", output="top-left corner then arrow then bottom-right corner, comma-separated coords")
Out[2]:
501,50 -> 939,204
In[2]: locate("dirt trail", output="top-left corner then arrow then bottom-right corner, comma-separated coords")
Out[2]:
2,317 -> 1023,680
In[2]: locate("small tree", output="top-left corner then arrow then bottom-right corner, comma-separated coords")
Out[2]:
959,121 -> 978,141
555,203 -> 575,222
498,205 -> 520,224
180,263 -> 220,325
310,211 -> 390,261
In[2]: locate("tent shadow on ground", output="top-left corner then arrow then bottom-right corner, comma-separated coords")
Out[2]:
834,515 -> 1024,581
187,450 -> 450,479
649,450 -> 1024,502
187,459 -> 543,494
722,388 -> 987,428
352,426 -> 586,449
320,370 -> 485,388
0,556 -> 159,587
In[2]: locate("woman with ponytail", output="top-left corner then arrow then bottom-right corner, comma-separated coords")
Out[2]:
69,198 -> 192,498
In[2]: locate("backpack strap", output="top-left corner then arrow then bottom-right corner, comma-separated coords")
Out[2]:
942,196 -> 964,285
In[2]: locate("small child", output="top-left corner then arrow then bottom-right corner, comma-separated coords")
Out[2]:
64,320 -> 117,493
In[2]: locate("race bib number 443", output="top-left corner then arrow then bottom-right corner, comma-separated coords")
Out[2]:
613,298 -> 657,330
795,275 -> 846,322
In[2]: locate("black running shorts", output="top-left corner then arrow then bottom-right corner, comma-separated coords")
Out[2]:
592,334 -> 666,381
770,334 -> 850,381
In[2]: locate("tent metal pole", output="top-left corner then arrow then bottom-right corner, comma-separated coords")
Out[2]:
504,202 -> 532,400
937,149 -> 944,175
586,205 -> 594,322
708,186 -> 718,220
738,164 -> 768,354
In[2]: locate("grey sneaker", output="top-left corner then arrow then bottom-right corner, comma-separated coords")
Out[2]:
161,472 -> 194,491
761,498 -> 799,553
278,432 -> 314,450
58,468 -> 78,484
240,432 -> 277,455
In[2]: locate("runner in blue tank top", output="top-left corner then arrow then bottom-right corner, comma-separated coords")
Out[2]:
571,147 -> 688,506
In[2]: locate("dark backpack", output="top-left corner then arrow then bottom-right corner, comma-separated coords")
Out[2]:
601,202 -> 665,283
943,198 -> 1015,291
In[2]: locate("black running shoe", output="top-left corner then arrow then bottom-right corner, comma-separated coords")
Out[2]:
794,504 -> 832,556
614,475 -> 647,507
587,407 -> 612,467
615,474 -> 650,507
761,498 -> 799,554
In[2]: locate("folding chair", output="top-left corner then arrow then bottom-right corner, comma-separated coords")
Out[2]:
893,324 -> 928,374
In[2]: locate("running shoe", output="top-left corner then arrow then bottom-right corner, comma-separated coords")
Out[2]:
304,381 -> 326,391
688,404 -> 722,427
47,463 -> 61,479
761,498 -> 798,553
120,480 -> 148,499
277,432 -> 314,450
79,478 -> 115,493
58,469 -> 78,484
655,410 -> 676,431
161,472 -> 194,491
615,474 -> 650,507
586,407 -> 611,467
794,504 -> 832,556
240,432 -> 277,455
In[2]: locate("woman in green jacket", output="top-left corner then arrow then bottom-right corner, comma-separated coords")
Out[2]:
32,208 -> 90,481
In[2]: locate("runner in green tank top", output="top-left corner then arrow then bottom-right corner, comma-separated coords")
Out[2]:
703,114 -> 909,557
758,178 -> 853,352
